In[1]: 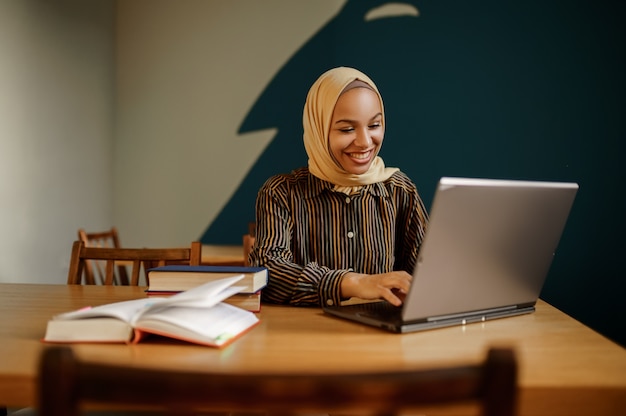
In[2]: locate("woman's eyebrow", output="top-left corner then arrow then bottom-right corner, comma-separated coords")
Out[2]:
334,113 -> 383,125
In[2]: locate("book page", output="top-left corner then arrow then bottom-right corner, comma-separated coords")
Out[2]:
139,274 -> 245,313
134,302 -> 259,346
52,275 -> 246,326
52,298 -> 159,323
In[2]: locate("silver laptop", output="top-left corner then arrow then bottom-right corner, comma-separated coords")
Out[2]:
323,177 -> 579,333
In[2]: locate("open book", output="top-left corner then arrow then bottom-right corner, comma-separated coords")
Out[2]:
43,275 -> 259,348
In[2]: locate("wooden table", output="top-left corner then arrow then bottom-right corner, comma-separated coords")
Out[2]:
1,283 -> 624,415
201,244 -> 244,266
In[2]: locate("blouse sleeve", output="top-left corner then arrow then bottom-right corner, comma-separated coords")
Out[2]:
249,175 -> 347,307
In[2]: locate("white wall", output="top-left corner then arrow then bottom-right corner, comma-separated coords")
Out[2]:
114,0 -> 343,247
0,0 -> 342,284
0,0 -> 115,284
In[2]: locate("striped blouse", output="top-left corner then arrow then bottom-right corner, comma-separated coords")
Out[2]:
249,167 -> 429,307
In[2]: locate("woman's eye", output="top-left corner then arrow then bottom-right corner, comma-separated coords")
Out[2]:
369,123 -> 381,129
339,127 -> 354,133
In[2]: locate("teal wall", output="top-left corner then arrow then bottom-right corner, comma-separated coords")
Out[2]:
202,0 -> 625,346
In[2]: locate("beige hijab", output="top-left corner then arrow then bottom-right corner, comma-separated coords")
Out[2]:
302,67 -> 398,193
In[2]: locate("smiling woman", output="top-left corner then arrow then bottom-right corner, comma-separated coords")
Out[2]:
249,66 -> 429,308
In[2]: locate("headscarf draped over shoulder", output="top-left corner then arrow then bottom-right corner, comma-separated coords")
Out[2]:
302,67 -> 398,189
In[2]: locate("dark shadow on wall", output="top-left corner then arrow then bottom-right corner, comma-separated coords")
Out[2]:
200,0 -> 625,346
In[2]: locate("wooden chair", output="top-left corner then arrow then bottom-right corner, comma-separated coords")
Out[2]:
242,221 -> 256,267
67,240 -> 202,286
77,227 -> 129,284
38,345 -> 518,416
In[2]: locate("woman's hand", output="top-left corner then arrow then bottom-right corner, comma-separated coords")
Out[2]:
340,271 -> 412,306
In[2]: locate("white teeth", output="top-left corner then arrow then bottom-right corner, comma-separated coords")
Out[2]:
349,151 -> 370,159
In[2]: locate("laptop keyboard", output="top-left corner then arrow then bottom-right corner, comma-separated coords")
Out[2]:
347,301 -> 402,319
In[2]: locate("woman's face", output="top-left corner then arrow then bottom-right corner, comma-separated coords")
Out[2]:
328,86 -> 384,175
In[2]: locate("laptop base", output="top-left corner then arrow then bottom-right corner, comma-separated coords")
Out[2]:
323,302 -> 536,333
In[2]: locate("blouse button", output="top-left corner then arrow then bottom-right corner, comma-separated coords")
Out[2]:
345,197 -> 351,203
347,231 -> 354,238
326,299 -> 334,306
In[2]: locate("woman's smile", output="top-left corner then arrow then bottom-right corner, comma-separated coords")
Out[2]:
345,149 -> 374,163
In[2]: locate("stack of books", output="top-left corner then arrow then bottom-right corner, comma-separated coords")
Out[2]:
146,265 -> 268,313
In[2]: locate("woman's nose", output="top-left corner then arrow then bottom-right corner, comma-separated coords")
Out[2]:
354,127 -> 373,147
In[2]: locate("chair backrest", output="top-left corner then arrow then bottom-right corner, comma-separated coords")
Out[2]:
77,227 -> 127,284
38,346 -> 517,416
67,240 -> 202,286
78,227 -> 122,249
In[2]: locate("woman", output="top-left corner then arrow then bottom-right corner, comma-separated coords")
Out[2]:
249,67 -> 428,307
